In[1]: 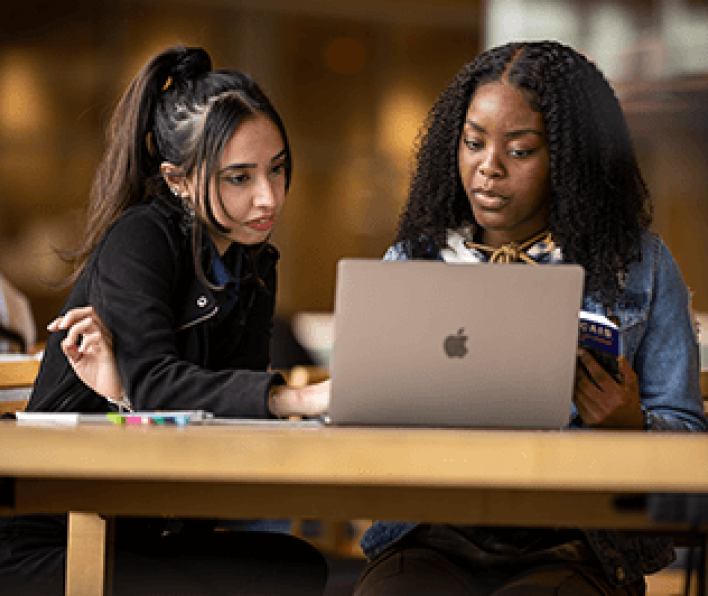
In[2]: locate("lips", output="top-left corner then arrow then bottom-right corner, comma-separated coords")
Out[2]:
246,217 -> 275,232
472,190 -> 508,210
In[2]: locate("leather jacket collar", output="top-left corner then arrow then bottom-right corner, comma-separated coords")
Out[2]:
151,195 -> 279,332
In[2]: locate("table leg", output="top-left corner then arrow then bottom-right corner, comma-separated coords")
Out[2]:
66,512 -> 114,596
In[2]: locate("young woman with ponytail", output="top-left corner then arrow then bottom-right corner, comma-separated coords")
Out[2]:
0,45 -> 328,595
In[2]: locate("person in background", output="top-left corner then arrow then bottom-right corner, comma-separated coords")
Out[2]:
0,273 -> 36,354
0,45 -> 328,595
353,40 -> 707,595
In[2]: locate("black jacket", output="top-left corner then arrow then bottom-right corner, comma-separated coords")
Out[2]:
28,194 -> 284,417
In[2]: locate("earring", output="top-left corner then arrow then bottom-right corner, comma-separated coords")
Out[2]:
182,200 -> 195,220
175,191 -> 195,219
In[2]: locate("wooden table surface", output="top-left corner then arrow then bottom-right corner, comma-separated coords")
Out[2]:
2,421 -> 707,529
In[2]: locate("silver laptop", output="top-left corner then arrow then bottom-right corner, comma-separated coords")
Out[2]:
328,259 -> 585,429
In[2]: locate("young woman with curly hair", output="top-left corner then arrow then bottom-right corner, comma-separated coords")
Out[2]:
354,40 -> 706,595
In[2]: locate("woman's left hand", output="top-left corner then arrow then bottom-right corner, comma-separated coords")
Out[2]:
573,348 -> 644,429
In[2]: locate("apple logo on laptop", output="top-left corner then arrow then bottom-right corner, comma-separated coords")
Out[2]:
444,328 -> 468,358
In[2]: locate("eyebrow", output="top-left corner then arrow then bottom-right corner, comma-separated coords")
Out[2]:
219,148 -> 287,173
465,120 -> 543,138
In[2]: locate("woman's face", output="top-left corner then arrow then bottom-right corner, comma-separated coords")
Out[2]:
189,113 -> 288,254
457,81 -> 551,248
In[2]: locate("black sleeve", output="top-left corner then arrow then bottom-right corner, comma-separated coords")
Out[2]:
90,210 -> 280,418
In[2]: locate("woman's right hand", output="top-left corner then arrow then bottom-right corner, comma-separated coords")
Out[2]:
269,380 -> 331,419
573,348 -> 643,429
47,306 -> 125,403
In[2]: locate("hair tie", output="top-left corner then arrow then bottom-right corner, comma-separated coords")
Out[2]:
161,76 -> 173,92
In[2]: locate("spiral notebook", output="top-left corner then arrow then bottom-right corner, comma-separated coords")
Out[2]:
327,259 -> 585,429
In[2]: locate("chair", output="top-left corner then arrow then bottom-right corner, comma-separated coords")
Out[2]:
0,322 -> 27,354
0,273 -> 37,354
0,356 -> 41,416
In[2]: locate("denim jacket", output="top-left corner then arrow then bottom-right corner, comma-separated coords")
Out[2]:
360,230 -> 707,587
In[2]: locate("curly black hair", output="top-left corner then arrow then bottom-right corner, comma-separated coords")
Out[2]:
395,40 -> 652,307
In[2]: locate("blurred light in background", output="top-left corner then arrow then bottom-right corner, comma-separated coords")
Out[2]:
584,4 -> 641,81
662,0 -> 708,75
485,0 -> 708,81
486,0 -> 578,47
0,51 -> 47,135
378,84 -> 428,158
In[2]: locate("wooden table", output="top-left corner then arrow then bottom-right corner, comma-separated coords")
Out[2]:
1,422 -> 707,595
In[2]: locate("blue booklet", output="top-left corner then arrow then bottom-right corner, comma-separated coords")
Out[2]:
578,311 -> 620,380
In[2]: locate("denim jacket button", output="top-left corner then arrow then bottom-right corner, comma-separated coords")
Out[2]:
197,296 -> 208,308
615,567 -> 626,582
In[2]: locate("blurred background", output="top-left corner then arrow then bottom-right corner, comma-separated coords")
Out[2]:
1,0 -> 707,345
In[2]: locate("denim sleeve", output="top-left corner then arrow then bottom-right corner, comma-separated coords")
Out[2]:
382,243 -> 410,261
635,238 -> 706,432
383,240 -> 442,261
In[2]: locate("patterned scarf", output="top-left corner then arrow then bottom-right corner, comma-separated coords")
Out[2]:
440,227 -> 563,265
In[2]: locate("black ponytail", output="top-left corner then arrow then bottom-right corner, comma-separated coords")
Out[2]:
169,47 -> 212,87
